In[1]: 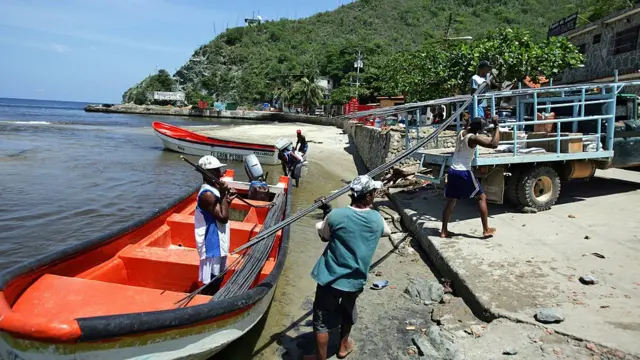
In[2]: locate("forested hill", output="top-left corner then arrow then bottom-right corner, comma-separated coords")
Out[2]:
122,0 -> 627,106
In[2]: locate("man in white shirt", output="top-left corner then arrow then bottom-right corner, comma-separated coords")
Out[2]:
469,60 -> 492,120
194,155 -> 235,295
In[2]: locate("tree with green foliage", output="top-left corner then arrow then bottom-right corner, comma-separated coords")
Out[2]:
374,28 -> 584,101
289,77 -> 325,113
123,0 -> 613,106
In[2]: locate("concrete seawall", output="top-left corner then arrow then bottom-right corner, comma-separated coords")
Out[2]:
343,121 -> 458,172
85,104 -> 344,128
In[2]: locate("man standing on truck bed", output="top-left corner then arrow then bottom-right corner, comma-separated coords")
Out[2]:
440,116 -> 500,239
469,60 -> 492,119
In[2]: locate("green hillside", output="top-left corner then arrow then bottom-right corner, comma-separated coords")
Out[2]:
122,0 -> 630,106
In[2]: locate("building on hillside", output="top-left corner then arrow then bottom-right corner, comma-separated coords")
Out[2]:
315,77 -> 333,99
555,4 -> 640,88
377,96 -> 405,108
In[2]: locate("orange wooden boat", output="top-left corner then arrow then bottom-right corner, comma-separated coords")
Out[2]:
0,169 -> 292,359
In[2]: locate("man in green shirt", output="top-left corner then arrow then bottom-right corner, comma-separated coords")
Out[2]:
305,175 -> 390,360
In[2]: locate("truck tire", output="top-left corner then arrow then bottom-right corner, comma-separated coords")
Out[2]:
517,165 -> 561,211
505,167 -> 522,206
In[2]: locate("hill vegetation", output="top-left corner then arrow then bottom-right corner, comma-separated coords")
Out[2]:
122,0 -> 631,108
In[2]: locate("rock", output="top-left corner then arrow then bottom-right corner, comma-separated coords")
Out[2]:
584,235 -> 591,240
412,334 -> 440,359
407,345 -> 418,355
579,274 -> 599,285
503,348 -> 518,355
585,343 -> 599,353
520,206 -> 538,214
390,233 -> 408,245
535,308 -> 565,324
405,278 -> 445,305
568,214 -> 576,218
469,325 -> 484,338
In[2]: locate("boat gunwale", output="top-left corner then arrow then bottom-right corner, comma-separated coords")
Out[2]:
152,121 -> 278,152
0,177 -> 292,343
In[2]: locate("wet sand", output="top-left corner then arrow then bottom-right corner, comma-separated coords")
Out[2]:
205,123 -> 362,359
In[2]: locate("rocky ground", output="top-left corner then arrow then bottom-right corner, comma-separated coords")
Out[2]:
266,197 -> 628,360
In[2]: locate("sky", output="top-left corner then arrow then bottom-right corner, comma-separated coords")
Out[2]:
0,0 -> 349,103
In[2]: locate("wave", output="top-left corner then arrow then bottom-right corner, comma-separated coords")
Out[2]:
1,120 -> 53,125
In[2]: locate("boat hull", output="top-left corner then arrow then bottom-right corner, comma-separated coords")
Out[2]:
0,171 -> 292,360
0,287 -> 275,360
152,122 -> 280,165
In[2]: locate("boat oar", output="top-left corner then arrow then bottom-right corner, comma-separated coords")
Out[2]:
180,156 -> 273,209
230,77 -> 492,255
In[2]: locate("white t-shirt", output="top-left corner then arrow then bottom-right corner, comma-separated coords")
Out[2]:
471,74 -> 487,107
450,132 -> 476,171
194,184 -> 230,259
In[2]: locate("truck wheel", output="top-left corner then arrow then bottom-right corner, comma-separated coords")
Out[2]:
505,167 -> 522,206
517,165 -> 561,211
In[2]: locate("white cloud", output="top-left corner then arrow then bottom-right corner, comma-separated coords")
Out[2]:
49,44 -> 72,53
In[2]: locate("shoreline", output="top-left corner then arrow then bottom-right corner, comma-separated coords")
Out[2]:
85,104 -> 345,127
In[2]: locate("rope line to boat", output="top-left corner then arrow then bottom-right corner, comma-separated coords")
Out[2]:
229,77 -> 492,255
177,79 -> 490,304
180,156 -> 274,209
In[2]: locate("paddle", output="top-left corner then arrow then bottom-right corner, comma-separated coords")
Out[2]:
180,156 -> 272,209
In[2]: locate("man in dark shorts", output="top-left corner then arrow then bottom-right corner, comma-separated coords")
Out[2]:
305,175 -> 390,360
441,116 -> 500,239
295,129 -> 308,156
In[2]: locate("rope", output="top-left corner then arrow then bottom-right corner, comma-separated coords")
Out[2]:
230,78 -> 492,255
180,156 -> 274,209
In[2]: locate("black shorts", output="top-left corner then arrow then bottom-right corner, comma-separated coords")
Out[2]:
312,284 -> 362,333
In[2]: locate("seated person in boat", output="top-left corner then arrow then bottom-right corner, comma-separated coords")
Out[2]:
440,116 -> 500,239
305,175 -> 391,360
194,155 -> 236,295
295,129 -> 308,156
278,148 -> 303,177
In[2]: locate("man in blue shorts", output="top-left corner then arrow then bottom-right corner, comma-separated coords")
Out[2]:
441,116 -> 500,239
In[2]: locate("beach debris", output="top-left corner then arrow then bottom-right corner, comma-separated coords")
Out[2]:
534,308 -> 565,324
583,252 -> 606,259
371,280 -> 389,290
579,274 -> 599,285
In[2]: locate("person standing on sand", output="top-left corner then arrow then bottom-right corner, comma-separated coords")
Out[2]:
194,155 -> 235,295
440,116 -> 500,239
295,129 -> 308,156
304,175 -> 391,360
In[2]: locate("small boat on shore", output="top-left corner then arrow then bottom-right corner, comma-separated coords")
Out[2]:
152,121 -> 285,165
0,167 -> 292,359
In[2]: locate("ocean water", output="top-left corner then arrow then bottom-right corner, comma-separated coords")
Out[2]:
0,97 -> 263,269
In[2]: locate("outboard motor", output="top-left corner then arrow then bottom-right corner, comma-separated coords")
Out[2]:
244,154 -> 270,201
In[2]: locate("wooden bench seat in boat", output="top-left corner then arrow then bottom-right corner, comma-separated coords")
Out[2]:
11,274 -> 211,319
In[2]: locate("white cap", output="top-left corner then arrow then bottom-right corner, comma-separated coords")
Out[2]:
198,155 -> 226,170
350,175 -> 383,196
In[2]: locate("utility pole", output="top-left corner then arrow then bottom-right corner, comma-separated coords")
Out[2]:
354,50 -> 363,97
444,12 -> 452,40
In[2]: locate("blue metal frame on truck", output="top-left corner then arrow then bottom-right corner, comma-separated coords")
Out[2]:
412,80 -> 640,172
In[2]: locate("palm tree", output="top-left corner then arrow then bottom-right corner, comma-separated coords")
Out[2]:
272,87 -> 290,110
290,77 -> 324,114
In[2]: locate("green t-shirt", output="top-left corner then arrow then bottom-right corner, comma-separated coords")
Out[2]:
311,207 -> 387,292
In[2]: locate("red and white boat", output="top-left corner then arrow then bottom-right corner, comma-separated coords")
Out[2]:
152,121 -> 284,165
